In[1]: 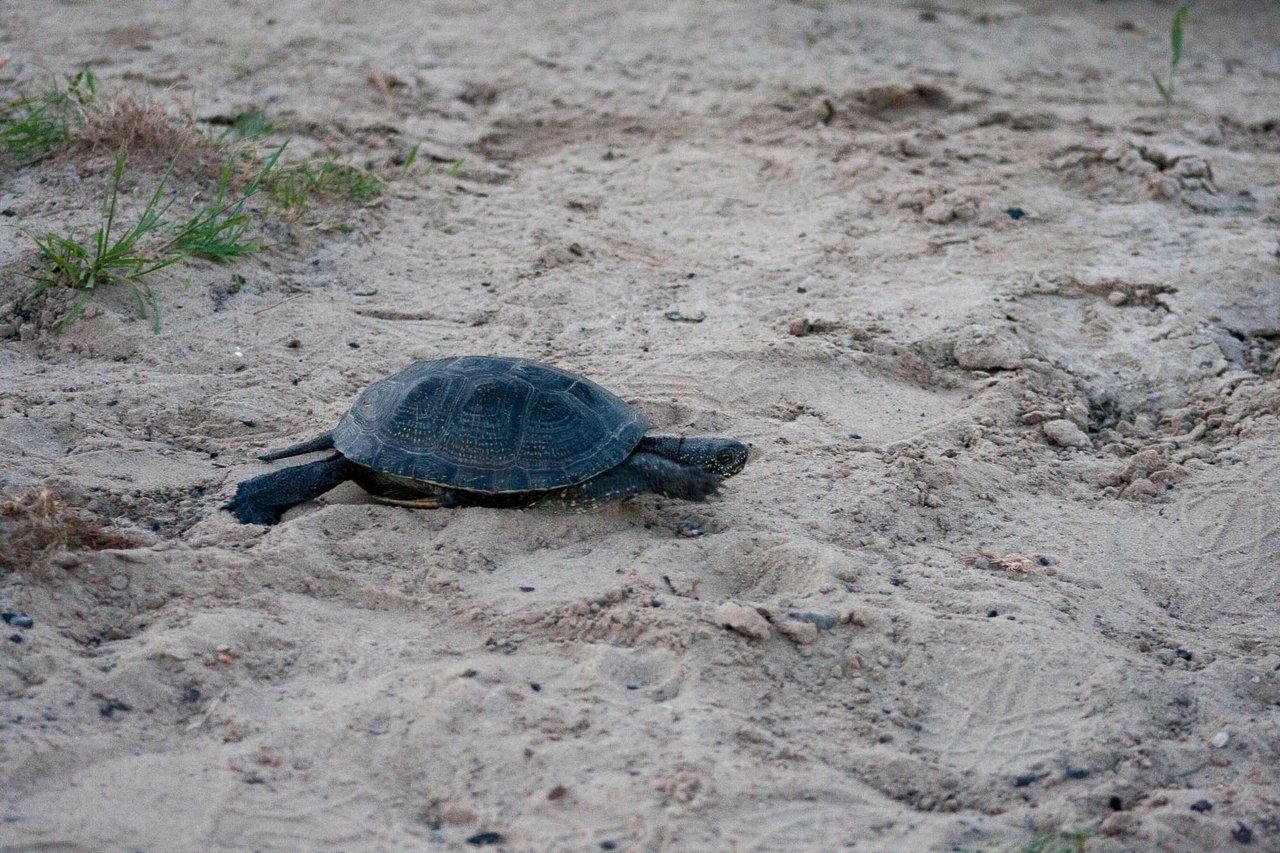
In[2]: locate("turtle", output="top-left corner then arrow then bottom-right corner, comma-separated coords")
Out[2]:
225,355 -> 749,525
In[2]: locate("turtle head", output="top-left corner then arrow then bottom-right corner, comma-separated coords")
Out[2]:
639,436 -> 749,481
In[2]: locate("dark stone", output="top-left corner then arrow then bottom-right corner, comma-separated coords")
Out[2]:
467,831 -> 504,846
99,700 -> 132,718
791,612 -> 837,630
1190,799 -> 1212,813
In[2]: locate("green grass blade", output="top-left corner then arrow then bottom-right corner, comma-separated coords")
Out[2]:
1170,4 -> 1188,69
1152,73 -> 1171,105
400,142 -> 420,178
54,290 -> 91,334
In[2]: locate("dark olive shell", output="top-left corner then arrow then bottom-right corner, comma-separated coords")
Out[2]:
333,356 -> 649,493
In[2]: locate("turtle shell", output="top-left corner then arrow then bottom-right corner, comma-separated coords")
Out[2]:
333,356 -> 650,494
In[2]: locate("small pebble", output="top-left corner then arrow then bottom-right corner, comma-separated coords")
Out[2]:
987,609 -> 999,618
1176,648 -> 1193,660
1006,207 -> 1025,219
2,613 -> 33,629
183,685 -> 201,703
675,521 -> 703,538
467,831 -> 504,846
1065,765 -> 1089,779
8,634 -> 22,644
1043,419 -> 1092,450
530,682 -> 542,692
1190,799 -> 1212,813
601,843 -> 617,851
664,310 -> 705,323
1210,731 -> 1229,748
1109,795 -> 1124,811
791,612 -> 836,630
714,601 -> 771,641
99,700 -> 132,718
776,619 -> 818,645
1231,822 -> 1253,844
953,323 -> 1025,370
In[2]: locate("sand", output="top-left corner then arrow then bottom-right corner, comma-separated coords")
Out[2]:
1,1 -> 1278,850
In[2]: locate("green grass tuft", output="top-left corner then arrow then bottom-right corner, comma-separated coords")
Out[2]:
218,109 -> 276,142
25,147 -> 183,332
0,66 -> 96,161
267,157 -> 385,218
169,142 -> 286,262
21,143 -> 286,332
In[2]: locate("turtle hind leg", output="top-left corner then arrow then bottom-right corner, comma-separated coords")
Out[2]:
541,451 -> 719,512
224,454 -> 352,525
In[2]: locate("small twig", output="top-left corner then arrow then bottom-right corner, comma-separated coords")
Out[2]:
652,81 -> 670,108
185,692 -> 225,731
251,292 -> 306,315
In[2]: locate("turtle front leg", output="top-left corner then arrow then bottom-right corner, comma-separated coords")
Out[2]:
539,452 -> 719,512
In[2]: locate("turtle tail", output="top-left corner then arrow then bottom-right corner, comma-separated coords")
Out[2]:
258,430 -> 336,461
224,453 -> 352,525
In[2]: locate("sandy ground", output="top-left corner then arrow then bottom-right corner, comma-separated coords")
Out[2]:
2,1 -> 1279,850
